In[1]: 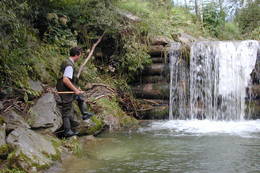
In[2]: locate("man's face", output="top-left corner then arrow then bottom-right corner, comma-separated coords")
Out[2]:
75,53 -> 82,62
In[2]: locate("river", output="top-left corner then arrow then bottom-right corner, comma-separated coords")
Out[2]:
57,120 -> 260,173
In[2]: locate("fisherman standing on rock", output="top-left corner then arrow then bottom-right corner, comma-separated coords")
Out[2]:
56,47 -> 94,138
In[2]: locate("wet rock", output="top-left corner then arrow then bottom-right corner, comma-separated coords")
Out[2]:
251,49 -> 260,84
1,110 -> 30,132
0,124 -> 6,146
176,32 -> 197,47
137,105 -> 169,119
28,80 -> 43,93
29,93 -> 62,132
6,128 -> 57,171
149,36 -> 172,46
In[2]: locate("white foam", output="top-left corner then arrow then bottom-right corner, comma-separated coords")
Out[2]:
141,120 -> 260,137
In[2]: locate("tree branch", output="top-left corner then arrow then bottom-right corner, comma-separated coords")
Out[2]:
77,33 -> 105,79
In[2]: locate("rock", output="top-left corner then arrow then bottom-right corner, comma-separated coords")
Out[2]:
1,110 -> 30,132
137,105 -> 169,119
251,48 -> 260,84
149,36 -> 172,46
29,93 -> 62,132
28,80 -> 43,93
0,124 -> 6,146
176,32 -> 197,47
6,128 -> 57,171
0,101 -> 3,110
117,10 -> 141,22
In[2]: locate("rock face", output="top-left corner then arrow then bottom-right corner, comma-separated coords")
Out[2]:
6,128 -> 57,171
29,93 -> 62,132
28,80 -> 43,93
1,110 -> 30,132
0,124 -> 6,146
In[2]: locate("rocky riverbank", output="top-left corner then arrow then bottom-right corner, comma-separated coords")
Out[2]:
0,82 -> 138,173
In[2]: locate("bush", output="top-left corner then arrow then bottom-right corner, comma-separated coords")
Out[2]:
202,2 -> 225,37
219,22 -> 241,40
235,0 -> 260,35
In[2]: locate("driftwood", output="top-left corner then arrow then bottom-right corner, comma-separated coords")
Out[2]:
85,83 -> 115,93
77,33 -> 105,79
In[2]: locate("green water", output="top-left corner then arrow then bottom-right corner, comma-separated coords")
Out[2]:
58,120 -> 260,173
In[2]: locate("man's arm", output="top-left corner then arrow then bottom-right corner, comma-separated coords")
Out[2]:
62,77 -> 82,95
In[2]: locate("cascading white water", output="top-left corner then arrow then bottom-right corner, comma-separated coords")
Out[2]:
169,42 -> 188,120
169,40 -> 259,120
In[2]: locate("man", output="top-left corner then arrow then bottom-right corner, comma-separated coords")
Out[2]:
56,47 -> 93,138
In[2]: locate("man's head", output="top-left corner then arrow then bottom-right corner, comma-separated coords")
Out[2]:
70,47 -> 82,61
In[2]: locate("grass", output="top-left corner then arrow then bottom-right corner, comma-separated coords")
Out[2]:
116,0 -> 208,39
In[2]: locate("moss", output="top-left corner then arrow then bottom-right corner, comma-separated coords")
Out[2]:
0,168 -> 26,173
0,117 -> 5,125
0,144 -> 12,158
7,150 -> 50,172
86,116 -> 104,135
95,97 -> 138,129
61,138 -> 83,157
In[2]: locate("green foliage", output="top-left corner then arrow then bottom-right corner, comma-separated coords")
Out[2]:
235,0 -> 260,36
43,13 -> 77,50
114,36 -> 151,80
117,0 -> 206,38
202,2 -> 226,37
219,22 -> 242,40
0,168 -> 26,173
0,0 -> 34,89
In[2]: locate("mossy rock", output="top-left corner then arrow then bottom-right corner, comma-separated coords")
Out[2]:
94,97 -> 138,130
0,144 -> 12,160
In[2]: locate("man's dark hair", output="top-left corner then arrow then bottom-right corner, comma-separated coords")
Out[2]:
70,47 -> 82,56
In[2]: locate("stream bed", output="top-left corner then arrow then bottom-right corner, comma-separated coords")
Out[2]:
58,120 -> 260,173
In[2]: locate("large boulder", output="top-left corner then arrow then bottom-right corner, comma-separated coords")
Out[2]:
6,128 -> 58,171
1,110 -> 30,132
29,93 -> 62,132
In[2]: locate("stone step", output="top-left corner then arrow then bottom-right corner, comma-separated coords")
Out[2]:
143,63 -> 169,76
148,45 -> 170,56
132,83 -> 169,99
151,56 -> 169,63
140,75 -> 169,84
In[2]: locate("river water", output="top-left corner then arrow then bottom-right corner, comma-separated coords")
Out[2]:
58,120 -> 260,173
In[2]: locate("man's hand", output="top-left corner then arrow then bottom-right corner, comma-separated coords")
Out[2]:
75,89 -> 84,95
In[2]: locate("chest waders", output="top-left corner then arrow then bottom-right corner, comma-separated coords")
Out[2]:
56,59 -> 93,137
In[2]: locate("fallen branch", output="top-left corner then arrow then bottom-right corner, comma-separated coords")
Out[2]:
85,83 -> 115,93
77,33 -> 105,79
143,99 -> 160,105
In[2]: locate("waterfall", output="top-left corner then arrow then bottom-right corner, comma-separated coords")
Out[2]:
169,40 -> 259,120
169,42 -> 188,120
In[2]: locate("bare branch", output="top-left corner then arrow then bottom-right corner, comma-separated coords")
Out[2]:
77,33 -> 105,79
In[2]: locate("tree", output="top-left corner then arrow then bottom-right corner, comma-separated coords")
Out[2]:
235,0 -> 260,34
